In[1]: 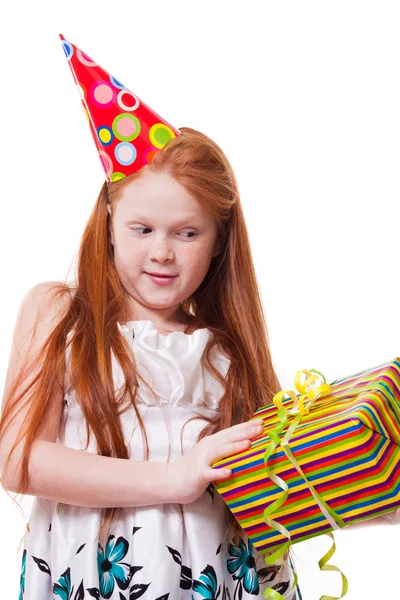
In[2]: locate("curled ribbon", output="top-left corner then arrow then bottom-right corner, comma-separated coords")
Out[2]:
260,369 -> 349,600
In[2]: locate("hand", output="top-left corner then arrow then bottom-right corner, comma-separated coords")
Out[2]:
345,505 -> 400,530
165,418 -> 264,505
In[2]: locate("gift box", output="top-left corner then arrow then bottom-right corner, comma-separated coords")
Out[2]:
212,358 -> 400,556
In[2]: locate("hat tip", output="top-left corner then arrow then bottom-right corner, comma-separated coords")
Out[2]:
59,33 -> 65,41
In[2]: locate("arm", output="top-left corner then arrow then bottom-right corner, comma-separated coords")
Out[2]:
5,438 -> 170,508
0,282 -> 171,508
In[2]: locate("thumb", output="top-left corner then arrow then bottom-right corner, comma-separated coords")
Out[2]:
208,467 -> 232,481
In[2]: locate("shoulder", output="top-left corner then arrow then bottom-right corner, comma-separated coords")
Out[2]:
20,280 -> 71,311
2,282 -> 73,414
1,283 -> 73,471
19,281 -> 72,315
15,281 -> 72,346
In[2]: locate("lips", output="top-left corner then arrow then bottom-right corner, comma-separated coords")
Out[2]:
144,272 -> 176,278
144,271 -> 178,286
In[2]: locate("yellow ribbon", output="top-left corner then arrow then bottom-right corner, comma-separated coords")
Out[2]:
261,369 -> 349,600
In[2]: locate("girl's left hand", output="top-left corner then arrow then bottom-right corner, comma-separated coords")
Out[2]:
346,506 -> 400,530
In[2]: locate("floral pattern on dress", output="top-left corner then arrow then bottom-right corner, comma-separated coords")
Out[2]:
226,537 -> 259,595
18,520 -> 301,600
18,549 -> 27,600
53,567 -> 85,599
96,534 -> 134,598
17,320 -> 302,600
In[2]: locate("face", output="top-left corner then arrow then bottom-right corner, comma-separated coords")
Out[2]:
108,169 -> 220,324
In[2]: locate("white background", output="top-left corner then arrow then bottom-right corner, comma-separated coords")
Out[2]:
0,1 -> 399,598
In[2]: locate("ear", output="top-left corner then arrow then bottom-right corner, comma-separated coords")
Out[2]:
107,204 -> 115,247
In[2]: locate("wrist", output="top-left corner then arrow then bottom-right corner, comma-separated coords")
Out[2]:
165,462 -> 174,503
165,459 -> 184,504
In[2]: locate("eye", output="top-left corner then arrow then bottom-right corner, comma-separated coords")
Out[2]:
132,227 -> 151,234
132,227 -> 197,239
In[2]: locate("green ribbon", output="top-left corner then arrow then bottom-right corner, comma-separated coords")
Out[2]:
319,533 -> 349,600
258,369 -> 349,600
261,406 -> 297,600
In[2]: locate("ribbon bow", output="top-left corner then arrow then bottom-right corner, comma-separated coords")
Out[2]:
273,368 -> 331,414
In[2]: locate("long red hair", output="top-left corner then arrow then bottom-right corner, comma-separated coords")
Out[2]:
0,126 -> 283,555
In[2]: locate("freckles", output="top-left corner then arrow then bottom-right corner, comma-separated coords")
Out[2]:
182,244 -> 214,270
181,244 -> 207,261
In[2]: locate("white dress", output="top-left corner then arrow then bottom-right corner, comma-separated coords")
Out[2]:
18,320 -> 301,600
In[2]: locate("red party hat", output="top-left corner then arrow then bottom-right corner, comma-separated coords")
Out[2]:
59,34 -> 181,182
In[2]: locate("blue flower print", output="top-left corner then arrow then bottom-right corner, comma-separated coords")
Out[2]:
53,566 -> 84,600
227,537 -> 259,595
53,567 -> 72,599
97,534 -> 131,598
18,549 -> 27,600
192,565 -> 220,599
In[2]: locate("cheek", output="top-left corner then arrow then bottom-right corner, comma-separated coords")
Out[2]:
114,233 -> 139,258
180,242 -> 215,272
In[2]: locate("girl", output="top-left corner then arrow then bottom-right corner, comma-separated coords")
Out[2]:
0,36 -> 301,600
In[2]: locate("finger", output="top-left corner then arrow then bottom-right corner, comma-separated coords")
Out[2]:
219,421 -> 263,443
207,439 -> 252,464
206,466 -> 232,481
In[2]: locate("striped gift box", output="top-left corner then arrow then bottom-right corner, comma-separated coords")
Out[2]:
212,358 -> 400,555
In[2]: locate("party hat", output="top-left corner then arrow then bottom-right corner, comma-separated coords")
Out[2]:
59,34 -> 181,182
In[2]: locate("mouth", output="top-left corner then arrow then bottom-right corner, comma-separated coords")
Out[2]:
143,271 -> 178,285
143,271 -> 177,278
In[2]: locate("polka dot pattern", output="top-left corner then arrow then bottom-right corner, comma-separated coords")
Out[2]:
110,172 -> 126,182
90,81 -> 116,108
115,142 -> 137,166
149,123 -> 175,149
112,113 -> 140,142
98,151 -> 113,176
59,33 -> 181,181
110,75 -> 125,90
97,126 -> 114,146
76,48 -> 98,67
62,40 -> 73,60
117,90 -> 139,112
142,147 -> 158,164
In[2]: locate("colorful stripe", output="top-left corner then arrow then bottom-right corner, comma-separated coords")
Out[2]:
213,358 -> 400,554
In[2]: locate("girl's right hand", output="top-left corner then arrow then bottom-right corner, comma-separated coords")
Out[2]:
165,418 -> 264,505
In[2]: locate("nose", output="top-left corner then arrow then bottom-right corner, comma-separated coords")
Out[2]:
149,234 -> 174,262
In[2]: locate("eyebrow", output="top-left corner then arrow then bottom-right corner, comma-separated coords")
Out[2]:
126,214 -> 202,226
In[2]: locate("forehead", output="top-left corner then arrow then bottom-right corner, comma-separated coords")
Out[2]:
115,170 -> 207,220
